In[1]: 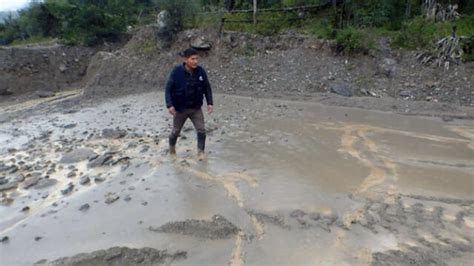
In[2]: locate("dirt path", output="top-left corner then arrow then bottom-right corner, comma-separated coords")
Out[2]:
0,92 -> 473,265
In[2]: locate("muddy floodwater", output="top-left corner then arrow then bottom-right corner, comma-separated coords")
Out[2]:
0,92 -> 473,265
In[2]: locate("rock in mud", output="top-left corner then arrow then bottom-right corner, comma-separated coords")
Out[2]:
36,90 -> 55,98
105,193 -> 119,204
67,171 -> 77,178
289,209 -> 306,218
61,183 -> 74,195
94,176 -> 106,183
112,156 -> 130,165
149,214 -> 240,240
36,246 -> 187,265
0,182 -> 18,192
34,178 -> 58,189
60,148 -> 98,164
62,123 -> 77,129
79,176 -> 90,185
101,128 -> 127,139
23,177 -> 40,189
88,153 -> 115,168
399,90 -> 411,98
330,83 -> 353,97
13,174 -> 25,183
0,164 -> 18,174
79,203 -> 90,212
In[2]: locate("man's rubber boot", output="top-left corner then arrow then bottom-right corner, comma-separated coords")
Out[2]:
169,134 -> 178,155
197,132 -> 206,157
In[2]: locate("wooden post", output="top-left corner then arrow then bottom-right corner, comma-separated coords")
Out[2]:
332,0 -> 337,28
253,0 -> 257,26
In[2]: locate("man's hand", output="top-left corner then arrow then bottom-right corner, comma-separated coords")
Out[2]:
168,106 -> 176,116
207,105 -> 214,114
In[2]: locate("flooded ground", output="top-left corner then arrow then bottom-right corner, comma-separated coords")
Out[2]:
0,92 -> 473,265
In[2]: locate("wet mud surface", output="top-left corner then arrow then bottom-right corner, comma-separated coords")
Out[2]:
0,92 -> 473,265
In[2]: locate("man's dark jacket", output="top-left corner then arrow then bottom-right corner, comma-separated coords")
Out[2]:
165,64 -> 213,112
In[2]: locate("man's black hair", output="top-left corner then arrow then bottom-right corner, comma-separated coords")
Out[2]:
180,48 -> 199,58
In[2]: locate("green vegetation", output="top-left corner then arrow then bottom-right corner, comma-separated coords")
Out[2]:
0,0 -> 473,59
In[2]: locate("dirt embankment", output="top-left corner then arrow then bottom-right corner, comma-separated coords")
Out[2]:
0,45 -> 94,98
81,26 -> 473,109
0,40 -> 127,103
0,26 -> 473,115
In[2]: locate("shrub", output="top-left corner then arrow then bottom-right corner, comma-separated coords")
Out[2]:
334,27 -> 374,54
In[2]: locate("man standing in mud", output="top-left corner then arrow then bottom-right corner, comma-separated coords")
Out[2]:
165,48 -> 214,157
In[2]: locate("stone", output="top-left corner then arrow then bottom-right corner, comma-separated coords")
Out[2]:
0,182 -> 18,192
0,236 -> 9,243
442,116 -> 454,122
62,123 -> 77,129
79,176 -> 91,185
59,64 -> 67,72
191,36 -> 212,50
60,149 -> 93,164
330,83 -> 353,97
13,174 -> 25,183
101,128 -> 127,139
34,178 -> 58,189
88,153 -> 114,168
37,90 -> 55,98
94,176 -> 106,183
399,90 -> 411,97
79,203 -> 90,212
1,164 -> 18,174
23,177 -> 40,189
377,58 -> 397,77
105,193 -> 119,204
61,183 -> 74,195
67,171 -> 77,178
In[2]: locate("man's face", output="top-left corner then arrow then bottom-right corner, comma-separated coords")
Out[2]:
184,55 -> 199,69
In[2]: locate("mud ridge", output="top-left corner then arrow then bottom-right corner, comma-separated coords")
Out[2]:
34,246 -> 187,266
148,214 -> 240,240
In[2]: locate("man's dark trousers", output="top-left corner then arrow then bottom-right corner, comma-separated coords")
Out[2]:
169,108 -> 206,152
